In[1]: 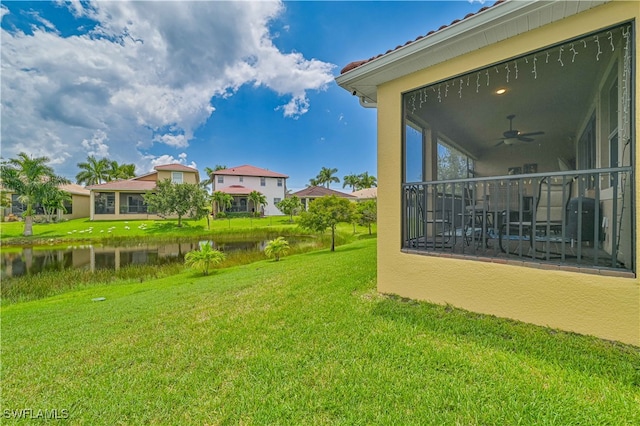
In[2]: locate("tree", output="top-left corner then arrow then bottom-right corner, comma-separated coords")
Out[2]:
76,155 -> 109,186
298,195 -> 352,251
356,199 -> 377,235
308,177 -> 321,187
357,172 -> 377,189
343,172 -> 377,191
107,161 -> 135,181
40,183 -> 71,222
143,179 -> 209,226
342,174 -> 360,191
203,165 -> 227,189
0,152 -> 69,236
276,196 -> 302,222
248,190 -> 267,217
314,167 -> 340,188
264,236 -> 290,261
184,242 -> 226,275
212,191 -> 233,216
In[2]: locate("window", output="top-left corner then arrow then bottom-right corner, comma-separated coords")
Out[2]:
172,172 -> 183,184
404,122 -> 424,183
608,77 -> 619,169
217,175 -> 224,184
121,194 -> 146,214
239,176 -> 243,183
277,178 -> 283,187
94,192 -> 115,214
260,177 -> 266,186
274,197 -> 281,205
10,194 -> 44,215
63,199 -> 72,215
578,113 -> 596,175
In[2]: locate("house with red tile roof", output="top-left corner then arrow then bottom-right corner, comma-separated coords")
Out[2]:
291,186 -> 356,211
211,165 -> 288,216
87,164 -> 200,220
336,0 -> 639,345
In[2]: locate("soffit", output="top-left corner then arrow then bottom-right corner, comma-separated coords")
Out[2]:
335,0 -> 610,102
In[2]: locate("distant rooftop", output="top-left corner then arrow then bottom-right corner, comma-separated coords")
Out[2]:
213,165 -> 288,179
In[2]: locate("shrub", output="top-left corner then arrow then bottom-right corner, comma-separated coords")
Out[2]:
184,242 -> 226,275
264,236 -> 290,261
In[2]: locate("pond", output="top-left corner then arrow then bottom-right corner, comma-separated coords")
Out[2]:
0,238 -> 299,279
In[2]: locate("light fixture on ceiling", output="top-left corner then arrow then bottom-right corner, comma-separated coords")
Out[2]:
496,88 -> 507,95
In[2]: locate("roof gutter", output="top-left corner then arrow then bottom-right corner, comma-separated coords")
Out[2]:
359,96 -> 377,109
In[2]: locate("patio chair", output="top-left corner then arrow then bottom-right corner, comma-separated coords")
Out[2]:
499,176 -> 573,256
462,182 -> 492,247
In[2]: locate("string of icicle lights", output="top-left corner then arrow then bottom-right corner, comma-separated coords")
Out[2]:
407,25 -> 631,120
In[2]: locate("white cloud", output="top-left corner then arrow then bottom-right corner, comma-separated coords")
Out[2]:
1,1 -> 335,178
81,130 -> 110,158
144,153 -> 197,174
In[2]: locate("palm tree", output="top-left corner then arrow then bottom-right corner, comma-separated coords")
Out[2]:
358,172 -> 377,189
212,191 -> 233,216
40,183 -> 71,222
248,190 -> 267,217
264,237 -> 290,261
308,177 -> 321,187
203,165 -> 227,189
0,152 -> 68,236
315,167 -> 340,188
343,173 -> 360,191
76,155 -> 109,186
184,242 -> 226,275
106,161 -> 135,181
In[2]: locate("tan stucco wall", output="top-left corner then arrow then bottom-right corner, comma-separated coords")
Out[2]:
157,170 -> 198,184
376,1 -> 639,345
63,194 -> 90,219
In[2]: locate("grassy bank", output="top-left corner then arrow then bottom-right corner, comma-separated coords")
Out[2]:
0,216 -> 305,246
2,237 -> 639,424
0,234 -> 334,305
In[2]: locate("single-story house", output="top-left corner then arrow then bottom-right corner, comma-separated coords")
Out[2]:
292,186 -> 357,210
351,187 -> 377,201
1,182 -> 90,221
87,164 -> 199,220
337,0 -> 639,345
211,165 -> 288,216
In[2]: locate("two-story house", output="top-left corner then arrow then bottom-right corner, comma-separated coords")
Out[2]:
87,164 -> 199,220
212,165 -> 288,216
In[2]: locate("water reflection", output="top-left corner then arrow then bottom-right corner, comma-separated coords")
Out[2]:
1,240 -> 271,278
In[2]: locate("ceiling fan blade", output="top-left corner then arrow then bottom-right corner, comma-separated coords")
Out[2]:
494,140 -> 505,147
519,131 -> 545,137
518,136 -> 534,142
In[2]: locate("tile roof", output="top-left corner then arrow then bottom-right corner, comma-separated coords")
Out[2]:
216,185 -> 254,195
59,183 -> 90,196
154,163 -> 198,172
351,187 -> 377,199
87,179 -> 157,191
340,0 -> 503,75
214,165 -> 288,178
292,186 -> 355,199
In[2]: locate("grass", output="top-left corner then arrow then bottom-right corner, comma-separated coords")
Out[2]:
2,237 -> 639,424
0,216 -> 304,246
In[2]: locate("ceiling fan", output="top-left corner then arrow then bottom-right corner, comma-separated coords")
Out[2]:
495,114 -> 544,146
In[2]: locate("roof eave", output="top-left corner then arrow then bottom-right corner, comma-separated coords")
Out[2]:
335,0 -> 609,102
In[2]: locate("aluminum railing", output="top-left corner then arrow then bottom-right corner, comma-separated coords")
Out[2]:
402,167 -> 633,271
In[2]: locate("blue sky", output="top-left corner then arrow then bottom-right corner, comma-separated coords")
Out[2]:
1,0 -> 486,191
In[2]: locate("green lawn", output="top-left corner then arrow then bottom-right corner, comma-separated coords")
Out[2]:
0,216 -> 303,245
2,237 -> 639,424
